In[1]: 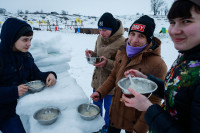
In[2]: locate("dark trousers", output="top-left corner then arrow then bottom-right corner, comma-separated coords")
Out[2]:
0,114 -> 26,133
108,125 -> 132,133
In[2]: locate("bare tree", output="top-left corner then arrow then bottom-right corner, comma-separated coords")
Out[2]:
0,8 -> 6,15
61,10 -> 66,15
164,6 -> 169,16
33,11 -> 40,14
25,10 -> 29,14
151,0 -> 165,15
17,10 -> 24,15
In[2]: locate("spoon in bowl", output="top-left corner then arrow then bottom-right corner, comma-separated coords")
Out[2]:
86,98 -> 92,111
128,74 -> 137,90
128,74 -> 134,85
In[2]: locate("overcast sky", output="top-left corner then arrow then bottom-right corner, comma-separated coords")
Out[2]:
1,0 -> 174,17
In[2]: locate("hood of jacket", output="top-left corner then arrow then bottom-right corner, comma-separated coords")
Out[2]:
0,18 -> 32,75
0,18 -> 32,51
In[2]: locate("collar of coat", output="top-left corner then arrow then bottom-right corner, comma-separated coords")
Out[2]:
119,37 -> 162,67
179,44 -> 200,61
121,37 -> 161,56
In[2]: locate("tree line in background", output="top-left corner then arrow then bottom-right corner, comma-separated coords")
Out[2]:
0,8 -> 69,16
18,10 -> 68,15
151,0 -> 169,15
0,0 -> 168,16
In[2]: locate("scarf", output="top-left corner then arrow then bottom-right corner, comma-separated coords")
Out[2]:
126,40 -> 148,58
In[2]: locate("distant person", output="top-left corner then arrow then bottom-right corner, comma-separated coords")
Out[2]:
0,18 -> 57,133
85,12 -> 125,132
122,0 -> 200,133
90,15 -> 167,133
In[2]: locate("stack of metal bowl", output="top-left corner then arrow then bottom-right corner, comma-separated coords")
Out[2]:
77,103 -> 100,121
33,107 -> 60,125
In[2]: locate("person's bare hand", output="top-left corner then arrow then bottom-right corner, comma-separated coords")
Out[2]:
46,73 -> 56,87
85,50 -> 93,57
132,130 -> 137,133
90,92 -> 100,102
122,88 -> 152,111
94,56 -> 107,67
124,69 -> 147,79
18,84 -> 29,96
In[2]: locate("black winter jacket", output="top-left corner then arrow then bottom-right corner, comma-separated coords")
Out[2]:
0,18 -> 57,124
145,45 -> 200,133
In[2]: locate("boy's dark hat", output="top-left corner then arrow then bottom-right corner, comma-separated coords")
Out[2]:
98,12 -> 117,31
129,15 -> 155,43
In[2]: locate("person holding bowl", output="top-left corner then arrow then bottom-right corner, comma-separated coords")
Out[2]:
91,15 -> 167,133
0,18 -> 57,133
123,0 -> 200,132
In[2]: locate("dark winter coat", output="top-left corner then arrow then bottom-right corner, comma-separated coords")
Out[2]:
91,19 -> 125,95
0,18 -> 57,124
96,37 -> 168,132
145,44 -> 200,133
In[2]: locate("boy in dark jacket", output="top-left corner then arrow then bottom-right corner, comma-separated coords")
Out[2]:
0,18 -> 57,133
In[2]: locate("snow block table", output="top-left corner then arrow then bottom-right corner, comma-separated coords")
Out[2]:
16,72 -> 105,133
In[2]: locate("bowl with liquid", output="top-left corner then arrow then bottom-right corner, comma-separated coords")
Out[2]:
77,103 -> 100,121
86,56 -> 102,64
26,80 -> 46,93
117,77 -> 157,97
33,106 -> 60,125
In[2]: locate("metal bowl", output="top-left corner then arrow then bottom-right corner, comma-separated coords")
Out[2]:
117,77 -> 157,95
26,80 -> 45,93
77,103 -> 100,121
33,107 -> 60,125
86,57 -> 102,64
